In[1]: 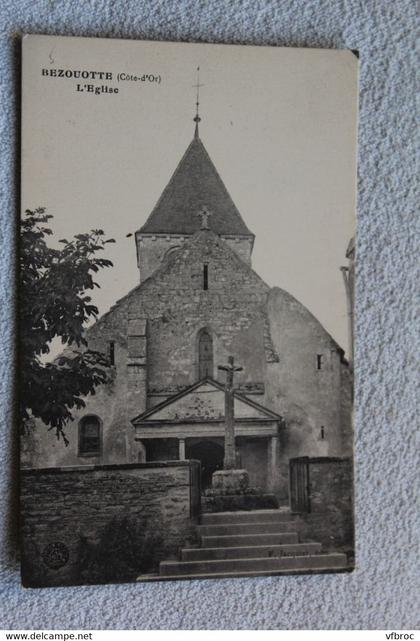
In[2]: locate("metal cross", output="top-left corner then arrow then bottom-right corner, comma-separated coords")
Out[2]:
192,66 -> 204,124
218,356 -> 243,389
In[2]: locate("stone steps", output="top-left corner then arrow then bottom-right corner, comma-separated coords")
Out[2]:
201,532 -> 299,547
201,509 -> 296,525
197,521 -> 297,537
137,507 -> 350,581
159,553 -> 348,577
139,566 -> 351,581
181,541 -> 322,561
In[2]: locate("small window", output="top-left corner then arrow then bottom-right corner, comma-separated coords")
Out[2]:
109,341 -> 115,366
316,354 -> 323,370
203,264 -> 208,290
79,415 -> 101,457
320,426 -> 325,440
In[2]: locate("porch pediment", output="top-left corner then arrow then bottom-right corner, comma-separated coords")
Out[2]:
131,379 -> 282,426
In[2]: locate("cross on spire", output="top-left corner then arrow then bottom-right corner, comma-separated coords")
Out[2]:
196,205 -> 212,230
193,66 -> 204,138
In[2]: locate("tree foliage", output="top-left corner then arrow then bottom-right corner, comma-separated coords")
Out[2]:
20,208 -> 115,443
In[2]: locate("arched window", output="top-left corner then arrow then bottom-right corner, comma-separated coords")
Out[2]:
78,415 -> 102,457
198,329 -> 213,379
163,245 -> 181,261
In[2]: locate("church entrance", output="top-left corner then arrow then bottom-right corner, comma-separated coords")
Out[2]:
186,440 -> 224,490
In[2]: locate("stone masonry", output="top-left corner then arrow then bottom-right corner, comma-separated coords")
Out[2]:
20,461 -> 200,587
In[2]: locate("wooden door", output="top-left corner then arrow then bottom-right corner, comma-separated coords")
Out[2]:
289,457 -> 310,512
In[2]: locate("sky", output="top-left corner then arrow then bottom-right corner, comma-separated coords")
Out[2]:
22,35 -> 358,356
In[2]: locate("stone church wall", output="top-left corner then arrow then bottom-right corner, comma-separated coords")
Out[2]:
136,233 -> 253,282
265,287 -> 352,500
20,461 -> 200,587
21,301 -> 141,468
129,231 -> 271,395
218,236 -> 253,265
22,289 -> 145,469
136,234 -> 187,282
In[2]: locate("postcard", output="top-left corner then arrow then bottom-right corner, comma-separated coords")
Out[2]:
20,34 -> 358,586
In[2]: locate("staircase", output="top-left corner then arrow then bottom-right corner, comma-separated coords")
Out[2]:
139,508 -> 349,581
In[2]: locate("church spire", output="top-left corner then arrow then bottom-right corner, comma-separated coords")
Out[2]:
193,66 -> 203,138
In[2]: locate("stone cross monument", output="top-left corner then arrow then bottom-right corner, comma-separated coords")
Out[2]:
217,355 -> 243,469
211,355 -> 250,495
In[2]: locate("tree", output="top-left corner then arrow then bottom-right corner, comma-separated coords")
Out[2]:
20,207 -> 116,443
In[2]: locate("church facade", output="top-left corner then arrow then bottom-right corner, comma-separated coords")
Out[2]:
24,124 -> 353,504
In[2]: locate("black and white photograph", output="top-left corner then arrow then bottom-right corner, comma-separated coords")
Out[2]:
20,35 -> 358,587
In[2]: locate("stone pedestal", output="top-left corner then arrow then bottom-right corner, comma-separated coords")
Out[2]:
211,469 -> 249,494
205,468 -> 278,513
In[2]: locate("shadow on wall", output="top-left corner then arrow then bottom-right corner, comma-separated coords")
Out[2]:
77,516 -> 164,584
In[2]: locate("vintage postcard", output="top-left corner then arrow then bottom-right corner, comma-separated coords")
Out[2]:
20,34 -> 358,587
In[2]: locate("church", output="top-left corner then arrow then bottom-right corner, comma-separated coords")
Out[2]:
24,115 -> 353,506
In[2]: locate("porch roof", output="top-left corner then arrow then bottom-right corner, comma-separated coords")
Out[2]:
131,378 -> 283,427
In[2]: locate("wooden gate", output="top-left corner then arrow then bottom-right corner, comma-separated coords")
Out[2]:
289,457 -> 310,513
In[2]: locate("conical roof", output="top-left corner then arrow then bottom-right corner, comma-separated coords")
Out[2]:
137,134 -> 254,237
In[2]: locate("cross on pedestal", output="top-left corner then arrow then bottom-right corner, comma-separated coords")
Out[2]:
196,206 -> 212,230
218,355 -> 243,470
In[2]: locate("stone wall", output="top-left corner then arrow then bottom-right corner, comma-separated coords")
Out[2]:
130,230 -> 271,393
136,234 -> 188,282
291,457 -> 354,555
20,461 -> 200,588
136,233 -> 253,282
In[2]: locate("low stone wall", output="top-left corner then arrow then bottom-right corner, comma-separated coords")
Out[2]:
21,460 -> 200,587
291,457 -> 354,556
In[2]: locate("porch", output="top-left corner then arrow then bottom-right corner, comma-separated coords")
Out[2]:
131,378 -> 283,495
